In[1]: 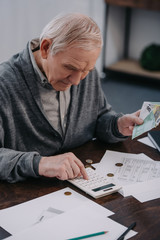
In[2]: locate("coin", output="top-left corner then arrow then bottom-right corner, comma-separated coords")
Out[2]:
64,191 -> 72,196
85,159 -> 93,164
85,165 -> 96,170
115,163 -> 123,167
107,173 -> 114,177
85,165 -> 92,168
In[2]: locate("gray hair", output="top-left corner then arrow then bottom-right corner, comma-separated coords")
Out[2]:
40,13 -> 103,55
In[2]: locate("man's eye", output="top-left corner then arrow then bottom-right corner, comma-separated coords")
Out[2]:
64,66 -> 76,71
64,67 -> 72,72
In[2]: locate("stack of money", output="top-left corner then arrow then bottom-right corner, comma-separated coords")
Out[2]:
132,102 -> 160,139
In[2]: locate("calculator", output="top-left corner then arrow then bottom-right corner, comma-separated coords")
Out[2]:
68,167 -> 121,199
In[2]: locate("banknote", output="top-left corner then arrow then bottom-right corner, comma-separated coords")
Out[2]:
132,102 -> 160,139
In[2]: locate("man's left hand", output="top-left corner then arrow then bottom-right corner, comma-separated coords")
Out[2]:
117,110 -> 143,136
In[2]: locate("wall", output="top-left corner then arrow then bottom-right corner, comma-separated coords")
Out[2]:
105,5 -> 160,66
129,9 -> 160,59
1,1 -> 159,73
0,0 -> 105,73
105,6 -> 125,66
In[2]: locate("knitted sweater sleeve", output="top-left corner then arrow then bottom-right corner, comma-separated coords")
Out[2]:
0,115 -> 41,184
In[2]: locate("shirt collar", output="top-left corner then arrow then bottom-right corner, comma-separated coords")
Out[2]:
29,38 -> 52,89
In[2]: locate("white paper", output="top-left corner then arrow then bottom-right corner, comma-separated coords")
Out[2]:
134,189 -> 160,203
5,204 -> 137,240
96,150 -> 156,186
0,187 -> 114,235
138,136 -> 156,149
130,178 -> 160,202
95,150 -> 160,200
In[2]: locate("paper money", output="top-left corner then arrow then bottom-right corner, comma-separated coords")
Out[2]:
132,102 -> 160,139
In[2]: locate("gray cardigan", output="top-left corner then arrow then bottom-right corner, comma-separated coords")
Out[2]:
0,43 -> 125,182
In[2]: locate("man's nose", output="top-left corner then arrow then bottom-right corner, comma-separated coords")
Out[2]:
68,71 -> 82,85
68,71 -> 89,85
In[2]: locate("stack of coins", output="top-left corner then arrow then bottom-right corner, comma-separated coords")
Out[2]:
85,159 -> 95,170
85,159 -> 93,164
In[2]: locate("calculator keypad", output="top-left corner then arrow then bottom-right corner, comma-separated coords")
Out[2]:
68,167 -> 121,198
73,168 -> 109,190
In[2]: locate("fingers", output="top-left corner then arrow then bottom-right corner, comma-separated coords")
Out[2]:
129,114 -> 143,126
65,159 -> 82,179
134,117 -> 143,125
123,111 -> 143,126
39,153 -> 88,181
76,162 -> 89,180
80,167 -> 89,180
117,110 -> 144,136
131,110 -> 143,124
64,155 -> 89,180
129,125 -> 134,132
71,156 -> 89,180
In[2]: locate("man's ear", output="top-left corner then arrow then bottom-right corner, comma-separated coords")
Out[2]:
40,39 -> 52,59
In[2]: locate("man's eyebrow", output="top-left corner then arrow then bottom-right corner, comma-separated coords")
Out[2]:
63,64 -> 79,71
63,63 -> 94,72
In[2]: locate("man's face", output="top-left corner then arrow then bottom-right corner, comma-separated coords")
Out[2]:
43,46 -> 101,91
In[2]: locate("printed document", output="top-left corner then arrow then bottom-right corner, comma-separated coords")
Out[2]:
95,150 -> 160,201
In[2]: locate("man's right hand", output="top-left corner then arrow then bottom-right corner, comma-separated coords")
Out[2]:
38,152 -> 88,180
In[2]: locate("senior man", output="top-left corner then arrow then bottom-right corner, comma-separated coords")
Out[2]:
0,13 -> 143,182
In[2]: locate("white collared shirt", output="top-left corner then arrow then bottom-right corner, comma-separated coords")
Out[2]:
29,38 -> 71,137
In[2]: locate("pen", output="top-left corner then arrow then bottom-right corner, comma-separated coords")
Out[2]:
67,231 -> 108,240
117,222 -> 136,240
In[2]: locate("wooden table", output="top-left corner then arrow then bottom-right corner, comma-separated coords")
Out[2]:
0,131 -> 160,239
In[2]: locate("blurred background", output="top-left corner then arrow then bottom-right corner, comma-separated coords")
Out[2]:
0,0 -> 160,113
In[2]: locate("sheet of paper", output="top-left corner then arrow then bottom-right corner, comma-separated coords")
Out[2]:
5,204 -> 137,240
123,177 -> 160,201
0,187 -> 114,235
115,157 -> 160,183
96,150 -> 155,186
95,150 -> 160,198
121,177 -> 160,197
138,136 -> 156,149
134,188 -> 160,203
